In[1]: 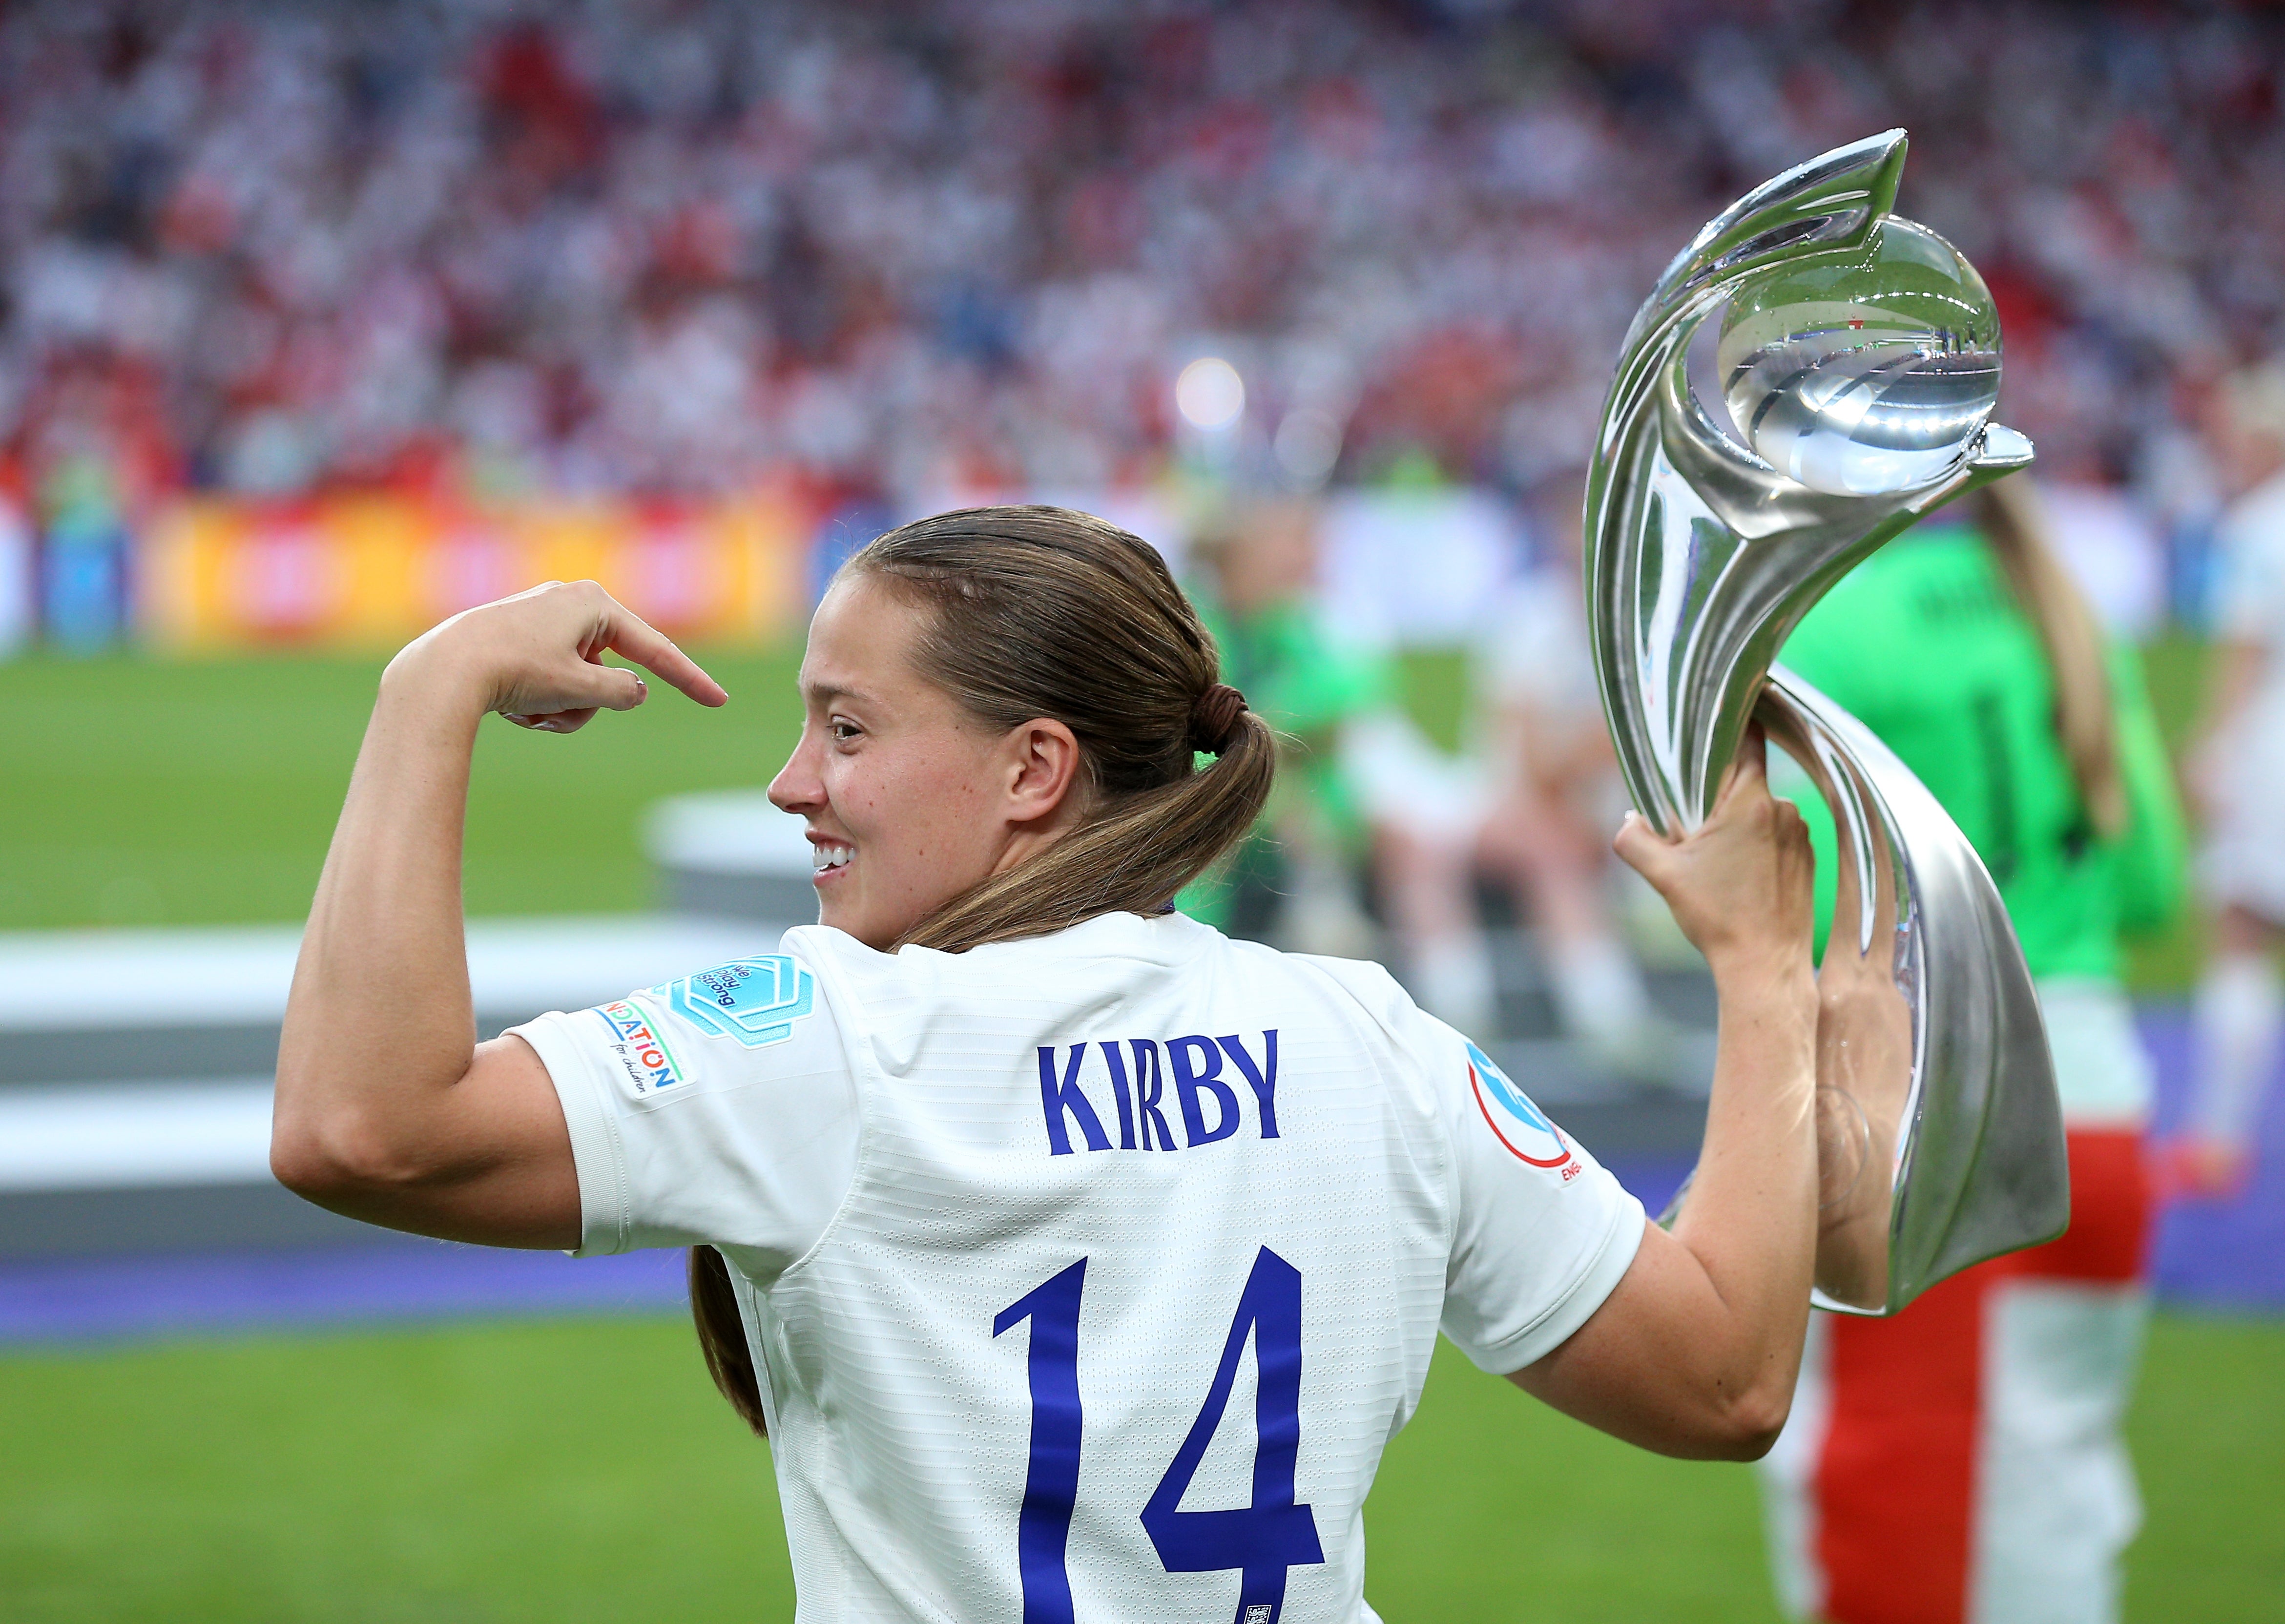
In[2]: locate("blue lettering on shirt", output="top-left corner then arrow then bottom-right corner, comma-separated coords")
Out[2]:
1037,1032 -> 1281,1155
1168,1035 -> 1240,1146
1098,1041 -> 1139,1149
1217,1031 -> 1280,1139
1038,1044 -> 1113,1155
1131,1039 -> 1176,1152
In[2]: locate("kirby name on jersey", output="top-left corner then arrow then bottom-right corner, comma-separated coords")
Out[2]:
1038,1031 -> 1280,1154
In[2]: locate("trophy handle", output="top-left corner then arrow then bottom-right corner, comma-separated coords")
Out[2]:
1756,666 -> 2067,1313
1656,666 -> 2068,1315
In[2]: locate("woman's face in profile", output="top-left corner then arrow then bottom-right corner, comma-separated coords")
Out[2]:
769,574 -> 1015,950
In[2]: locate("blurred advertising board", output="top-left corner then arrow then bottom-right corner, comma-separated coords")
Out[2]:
137,487 -> 812,652
32,480 -> 1524,655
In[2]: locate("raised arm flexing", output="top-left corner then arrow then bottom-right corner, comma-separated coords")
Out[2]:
270,582 -> 727,1247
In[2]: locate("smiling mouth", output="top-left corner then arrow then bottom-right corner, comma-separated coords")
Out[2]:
811,843 -> 853,877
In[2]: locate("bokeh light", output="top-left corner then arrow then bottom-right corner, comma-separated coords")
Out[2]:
1175,358 -> 1246,433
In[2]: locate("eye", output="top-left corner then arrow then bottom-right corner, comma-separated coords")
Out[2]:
828,718 -> 863,744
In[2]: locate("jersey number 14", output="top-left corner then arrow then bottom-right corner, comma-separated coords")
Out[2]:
995,1249 -> 1326,1624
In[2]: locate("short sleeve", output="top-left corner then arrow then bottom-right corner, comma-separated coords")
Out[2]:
506,943 -> 860,1286
1421,1014 -> 1645,1374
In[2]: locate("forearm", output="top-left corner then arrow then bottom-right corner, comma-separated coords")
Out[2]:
1669,957 -> 1820,1408
274,658 -> 487,1183
1515,958 -> 1818,1460
1517,743 -> 1820,1458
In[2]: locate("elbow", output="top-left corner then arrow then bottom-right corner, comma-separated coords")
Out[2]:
268,1121 -> 347,1204
1701,1382 -> 1793,1462
269,1103 -> 435,1207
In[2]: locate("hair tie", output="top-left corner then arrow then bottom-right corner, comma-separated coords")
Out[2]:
1189,683 -> 1248,755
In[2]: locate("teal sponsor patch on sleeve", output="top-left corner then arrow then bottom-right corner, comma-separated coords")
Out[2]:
657,955 -> 816,1049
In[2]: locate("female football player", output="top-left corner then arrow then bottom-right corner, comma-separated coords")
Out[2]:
1758,479 -> 2185,1624
273,506 -> 1826,1624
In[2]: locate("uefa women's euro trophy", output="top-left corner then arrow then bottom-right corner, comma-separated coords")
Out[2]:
1585,130 -> 2067,1315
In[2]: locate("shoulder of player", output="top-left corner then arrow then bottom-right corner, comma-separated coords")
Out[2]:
2228,470 -> 2285,536
529,936 -> 846,1113
1825,527 -> 1991,622
769,914 -> 1443,1060
1282,956 -> 1590,1183
1277,950 -> 1453,1065
614,934 -> 841,1060
1279,946 -> 1405,1006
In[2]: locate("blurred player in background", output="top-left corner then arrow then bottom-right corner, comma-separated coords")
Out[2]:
1184,497 -> 1386,956
272,507 -> 1841,1623
2176,362 -> 2285,1198
1357,478 -> 1670,1071
1758,480 -> 2186,1624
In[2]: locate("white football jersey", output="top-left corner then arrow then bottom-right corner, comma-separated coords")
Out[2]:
514,910 -> 1642,1624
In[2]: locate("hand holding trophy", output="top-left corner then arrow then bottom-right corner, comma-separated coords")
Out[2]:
1586,130 -> 2068,1314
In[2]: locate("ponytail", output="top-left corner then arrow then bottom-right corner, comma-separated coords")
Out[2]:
1976,479 -> 2128,840
690,505 -> 1275,1435
689,1245 -> 769,1435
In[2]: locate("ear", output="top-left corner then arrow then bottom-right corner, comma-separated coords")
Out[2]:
1000,718 -> 1085,828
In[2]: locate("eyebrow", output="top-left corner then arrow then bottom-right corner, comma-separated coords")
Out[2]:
801,680 -> 875,709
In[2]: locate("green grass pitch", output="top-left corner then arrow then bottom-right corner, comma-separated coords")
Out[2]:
0,645 -> 1496,932
0,648 -> 810,931
0,1312 -> 2276,1621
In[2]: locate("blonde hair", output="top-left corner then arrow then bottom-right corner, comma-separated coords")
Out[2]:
1976,479 -> 2127,839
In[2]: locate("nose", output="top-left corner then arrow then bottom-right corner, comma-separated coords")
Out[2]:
769,724 -> 826,817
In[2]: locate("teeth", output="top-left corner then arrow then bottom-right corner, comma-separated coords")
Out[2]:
812,845 -> 852,874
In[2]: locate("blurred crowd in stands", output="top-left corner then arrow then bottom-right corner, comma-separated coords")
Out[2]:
14,0 -> 2285,1084
0,0 -> 2278,589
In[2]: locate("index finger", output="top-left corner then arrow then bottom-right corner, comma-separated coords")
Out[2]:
595,600 -> 730,708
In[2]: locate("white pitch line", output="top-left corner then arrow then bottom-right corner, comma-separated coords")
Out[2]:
0,1078 -> 279,1191
0,913 -> 784,1032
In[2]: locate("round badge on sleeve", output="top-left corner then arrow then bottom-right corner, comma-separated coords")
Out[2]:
1466,1039 -> 1578,1172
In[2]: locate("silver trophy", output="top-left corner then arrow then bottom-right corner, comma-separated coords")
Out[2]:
1585,130 -> 2067,1314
